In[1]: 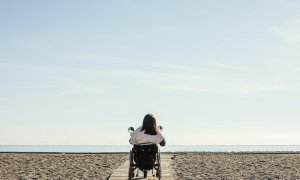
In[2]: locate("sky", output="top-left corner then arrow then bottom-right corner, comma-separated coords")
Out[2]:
1,0 -> 300,145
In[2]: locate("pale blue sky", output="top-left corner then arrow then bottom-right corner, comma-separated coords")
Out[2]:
1,0 -> 300,145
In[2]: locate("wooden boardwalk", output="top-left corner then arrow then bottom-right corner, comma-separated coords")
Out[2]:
108,154 -> 175,180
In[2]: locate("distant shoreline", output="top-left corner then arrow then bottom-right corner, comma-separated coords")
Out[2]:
2,145 -> 300,153
1,151 -> 300,154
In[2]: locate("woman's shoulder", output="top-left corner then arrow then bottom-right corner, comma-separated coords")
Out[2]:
136,126 -> 142,131
156,131 -> 164,137
132,126 -> 143,134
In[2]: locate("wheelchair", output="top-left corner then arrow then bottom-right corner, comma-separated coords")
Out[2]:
128,127 -> 162,180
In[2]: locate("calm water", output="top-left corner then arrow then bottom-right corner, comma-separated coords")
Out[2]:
1,145 -> 300,153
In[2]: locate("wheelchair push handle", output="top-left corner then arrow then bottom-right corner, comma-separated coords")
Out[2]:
128,126 -> 163,133
128,127 -> 135,133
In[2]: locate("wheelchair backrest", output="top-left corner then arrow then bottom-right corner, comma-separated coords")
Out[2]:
134,144 -> 158,170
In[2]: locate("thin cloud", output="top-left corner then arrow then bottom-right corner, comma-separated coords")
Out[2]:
0,61 -> 292,96
60,84 -> 113,95
0,60 -> 237,82
271,19 -> 300,42
163,82 -> 287,95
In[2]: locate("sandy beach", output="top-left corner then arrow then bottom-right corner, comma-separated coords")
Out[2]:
2,152 -> 300,179
171,153 -> 300,179
0,153 -> 127,180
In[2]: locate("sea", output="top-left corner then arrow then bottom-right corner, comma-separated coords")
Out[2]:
1,145 -> 300,153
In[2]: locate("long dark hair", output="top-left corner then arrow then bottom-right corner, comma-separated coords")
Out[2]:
141,114 -> 158,135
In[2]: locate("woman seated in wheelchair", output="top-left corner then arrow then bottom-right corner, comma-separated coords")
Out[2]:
129,114 -> 166,146
128,114 -> 165,178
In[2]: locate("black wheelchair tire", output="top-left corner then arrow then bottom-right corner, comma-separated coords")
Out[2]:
128,150 -> 134,180
143,170 -> 147,178
156,151 -> 162,179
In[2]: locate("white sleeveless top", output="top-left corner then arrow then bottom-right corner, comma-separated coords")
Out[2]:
130,126 -> 164,145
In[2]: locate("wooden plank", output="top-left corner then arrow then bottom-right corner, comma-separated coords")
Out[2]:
109,154 -> 175,180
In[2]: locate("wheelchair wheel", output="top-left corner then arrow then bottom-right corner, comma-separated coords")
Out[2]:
157,165 -> 161,180
143,170 -> 147,178
156,152 -> 162,179
128,150 -> 134,180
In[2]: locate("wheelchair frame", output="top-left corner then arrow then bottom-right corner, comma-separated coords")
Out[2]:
128,144 -> 162,180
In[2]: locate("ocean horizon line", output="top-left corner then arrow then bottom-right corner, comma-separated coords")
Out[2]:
2,144 -> 300,146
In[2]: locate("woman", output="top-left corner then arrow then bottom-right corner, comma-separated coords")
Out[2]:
130,114 -> 166,146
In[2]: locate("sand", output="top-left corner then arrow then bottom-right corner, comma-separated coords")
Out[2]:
170,153 -> 300,179
2,152 -> 300,179
0,153 -> 127,180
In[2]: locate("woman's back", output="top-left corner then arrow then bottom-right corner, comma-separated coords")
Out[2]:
129,114 -> 166,146
130,126 -> 164,145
